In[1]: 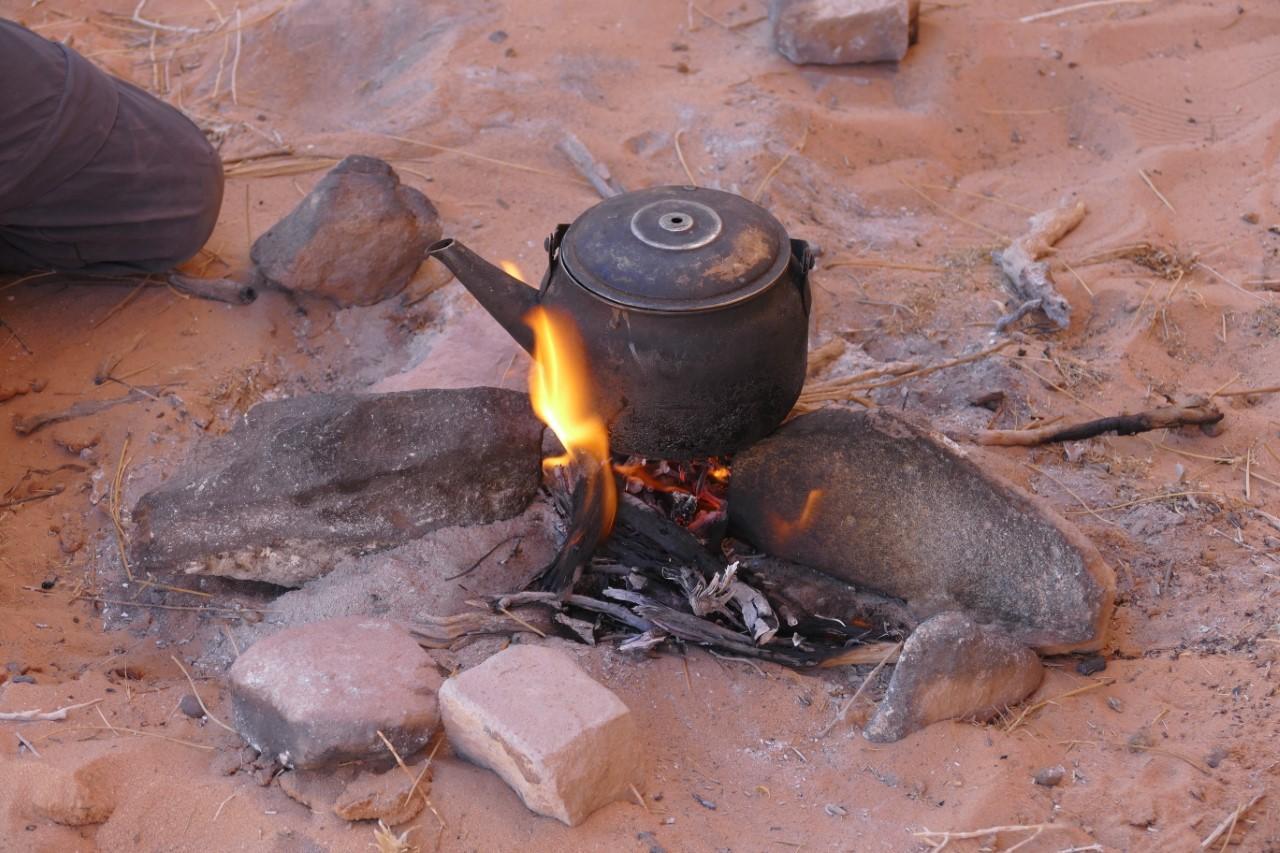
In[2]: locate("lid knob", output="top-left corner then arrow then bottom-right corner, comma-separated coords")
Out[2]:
629,199 -> 723,250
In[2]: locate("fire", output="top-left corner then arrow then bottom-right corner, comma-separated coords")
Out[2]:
525,304 -> 617,527
500,260 -> 526,283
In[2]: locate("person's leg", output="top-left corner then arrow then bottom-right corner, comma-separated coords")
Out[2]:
0,17 -> 223,276
0,79 -> 223,275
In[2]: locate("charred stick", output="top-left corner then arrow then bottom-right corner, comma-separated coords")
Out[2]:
531,455 -> 617,596
12,387 -> 163,436
556,132 -> 626,199
969,402 -> 1223,447
993,200 -> 1087,331
167,273 -> 257,305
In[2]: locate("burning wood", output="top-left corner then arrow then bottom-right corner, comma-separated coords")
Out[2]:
525,306 -> 618,595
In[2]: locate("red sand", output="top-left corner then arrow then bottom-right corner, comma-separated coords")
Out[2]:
2,0 -> 1278,850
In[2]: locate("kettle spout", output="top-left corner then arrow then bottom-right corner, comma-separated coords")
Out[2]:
427,238 -> 538,353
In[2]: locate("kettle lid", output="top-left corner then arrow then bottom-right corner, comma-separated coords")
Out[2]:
559,185 -> 790,312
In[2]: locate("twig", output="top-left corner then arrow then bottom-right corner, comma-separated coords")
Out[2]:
1004,679 -> 1113,732
817,642 -> 900,738
90,278 -> 150,329
915,823 -> 1072,849
132,0 -> 203,33
76,596 -> 268,616
0,698 -> 103,722
1124,741 -> 1210,776
556,132 -> 625,198
752,121 -> 810,203
1212,384 -> 1280,398
230,7 -> 242,105
15,731 -> 41,757
1200,793 -> 1265,849
379,133 -> 587,184
863,340 -> 1014,392
0,318 -> 33,356
1137,168 -> 1176,213
674,129 -> 696,185
170,655 -> 238,735
212,791 -> 238,821
970,402 -> 1223,446
825,258 -> 945,274
994,200 -> 1087,331
0,486 -> 64,510
1019,0 -> 1152,23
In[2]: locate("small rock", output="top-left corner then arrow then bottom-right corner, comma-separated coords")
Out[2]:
228,617 -> 443,769
692,793 -> 717,810
438,644 -> 643,826
1034,765 -> 1066,787
1076,654 -> 1107,675
1242,212 -> 1260,225
864,612 -> 1043,743
28,762 -> 115,826
250,155 -> 441,306
333,768 -> 426,824
130,387 -> 543,586
278,768 -> 349,811
179,693 -> 205,718
1205,746 -> 1228,768
1106,696 -> 1123,713
770,0 -> 919,66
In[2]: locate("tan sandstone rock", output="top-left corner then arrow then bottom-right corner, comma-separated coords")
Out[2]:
228,616 -> 444,768
770,0 -> 919,66
439,644 -> 643,826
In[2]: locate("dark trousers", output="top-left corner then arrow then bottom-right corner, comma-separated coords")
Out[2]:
0,19 -> 223,275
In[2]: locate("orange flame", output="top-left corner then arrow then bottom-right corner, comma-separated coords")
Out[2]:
500,260 -> 527,283
769,489 -> 823,543
526,305 -> 617,529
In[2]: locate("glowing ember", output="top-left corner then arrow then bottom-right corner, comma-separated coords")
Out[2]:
615,456 -> 731,536
525,305 -> 617,555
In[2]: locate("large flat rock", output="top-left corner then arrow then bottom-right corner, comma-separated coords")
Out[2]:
729,407 -> 1115,653
131,387 -> 543,585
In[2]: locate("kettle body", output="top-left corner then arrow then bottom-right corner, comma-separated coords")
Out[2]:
428,185 -> 813,459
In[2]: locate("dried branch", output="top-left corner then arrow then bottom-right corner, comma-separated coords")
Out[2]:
556,132 -> 626,199
994,200 -> 1087,331
0,698 -> 103,722
968,401 -> 1223,446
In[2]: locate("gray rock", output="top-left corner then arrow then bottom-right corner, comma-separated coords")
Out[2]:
250,155 -> 441,306
228,617 -> 443,769
864,611 -> 1043,742
1034,765 -> 1067,787
729,407 -> 1115,653
770,0 -> 919,66
131,387 -> 543,586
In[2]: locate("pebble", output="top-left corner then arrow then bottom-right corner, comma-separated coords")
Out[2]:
1034,765 -> 1066,787
178,693 -> 205,718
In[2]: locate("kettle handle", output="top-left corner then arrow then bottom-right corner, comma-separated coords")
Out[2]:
790,239 -> 815,318
539,224 -> 571,297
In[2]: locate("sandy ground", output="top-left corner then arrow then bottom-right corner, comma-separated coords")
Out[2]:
2,0 -> 1279,850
